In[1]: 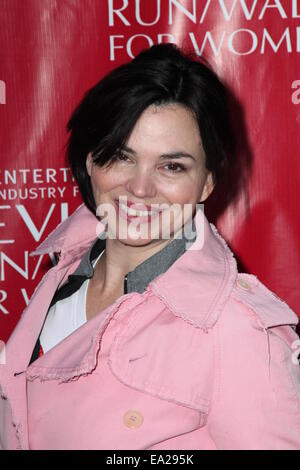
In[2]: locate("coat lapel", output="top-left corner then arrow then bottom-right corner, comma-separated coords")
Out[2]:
150,208 -> 237,329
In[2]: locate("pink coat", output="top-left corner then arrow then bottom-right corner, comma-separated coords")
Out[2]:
1,204 -> 300,450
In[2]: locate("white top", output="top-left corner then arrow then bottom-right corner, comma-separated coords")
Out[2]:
40,251 -> 105,354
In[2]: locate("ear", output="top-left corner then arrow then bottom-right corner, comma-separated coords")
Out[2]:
86,153 -> 93,177
199,172 -> 214,202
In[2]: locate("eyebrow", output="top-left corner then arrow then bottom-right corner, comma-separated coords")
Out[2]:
121,145 -> 196,161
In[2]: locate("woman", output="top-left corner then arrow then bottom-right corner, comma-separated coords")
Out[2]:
1,44 -> 299,450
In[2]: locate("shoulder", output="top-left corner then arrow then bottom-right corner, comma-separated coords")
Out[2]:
229,273 -> 298,330
217,273 -> 300,367
31,204 -> 99,256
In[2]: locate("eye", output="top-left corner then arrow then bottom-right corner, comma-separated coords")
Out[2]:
163,162 -> 186,173
114,151 -> 131,163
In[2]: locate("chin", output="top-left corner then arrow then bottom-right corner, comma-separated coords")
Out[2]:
116,234 -> 161,247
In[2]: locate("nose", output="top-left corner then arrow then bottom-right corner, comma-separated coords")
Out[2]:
125,168 -> 157,200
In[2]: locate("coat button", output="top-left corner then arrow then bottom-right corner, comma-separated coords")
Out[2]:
237,278 -> 251,291
123,410 -> 144,429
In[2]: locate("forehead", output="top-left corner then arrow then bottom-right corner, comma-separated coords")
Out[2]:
127,104 -> 203,155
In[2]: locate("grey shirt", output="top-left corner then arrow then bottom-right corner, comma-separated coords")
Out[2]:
71,220 -> 197,294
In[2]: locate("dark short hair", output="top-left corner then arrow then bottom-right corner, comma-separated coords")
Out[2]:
66,43 -> 233,213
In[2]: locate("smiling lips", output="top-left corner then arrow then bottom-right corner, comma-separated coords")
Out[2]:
115,199 -> 162,218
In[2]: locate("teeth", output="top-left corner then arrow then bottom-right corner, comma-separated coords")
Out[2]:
119,203 -> 157,217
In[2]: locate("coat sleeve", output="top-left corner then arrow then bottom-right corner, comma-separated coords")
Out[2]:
207,275 -> 300,450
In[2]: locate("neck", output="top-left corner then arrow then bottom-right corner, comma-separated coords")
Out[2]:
94,237 -> 174,292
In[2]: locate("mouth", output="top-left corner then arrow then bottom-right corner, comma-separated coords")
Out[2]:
114,199 -> 162,220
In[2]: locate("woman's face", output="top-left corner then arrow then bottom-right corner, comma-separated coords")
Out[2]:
86,103 -> 213,246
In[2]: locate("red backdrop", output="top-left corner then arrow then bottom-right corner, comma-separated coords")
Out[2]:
0,0 -> 300,343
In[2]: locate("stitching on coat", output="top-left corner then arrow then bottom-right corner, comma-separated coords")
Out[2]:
109,296 -> 211,412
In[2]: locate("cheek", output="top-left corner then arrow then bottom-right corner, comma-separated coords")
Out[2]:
161,175 -> 204,206
90,170 -> 121,197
